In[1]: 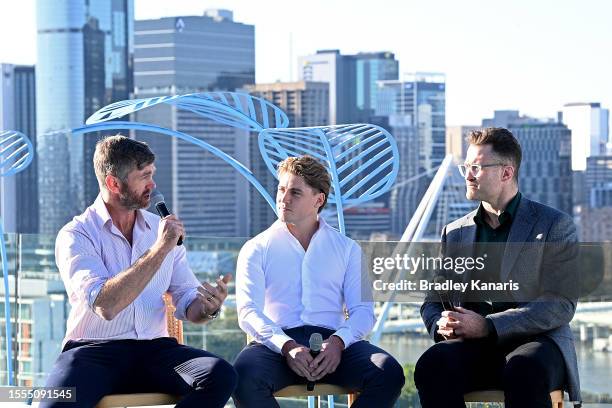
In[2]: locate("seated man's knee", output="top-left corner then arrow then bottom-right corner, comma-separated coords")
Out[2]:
182,356 -> 238,394
233,351 -> 264,394
414,342 -> 454,390
503,354 -> 548,390
373,353 -> 405,391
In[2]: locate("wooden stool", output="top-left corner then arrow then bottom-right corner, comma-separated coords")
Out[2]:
275,383 -> 357,407
464,389 -> 564,407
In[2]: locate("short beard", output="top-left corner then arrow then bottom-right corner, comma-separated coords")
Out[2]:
118,182 -> 149,210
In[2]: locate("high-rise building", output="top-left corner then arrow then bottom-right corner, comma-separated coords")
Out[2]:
245,81 -> 329,236
244,81 -> 329,128
579,154 -> 612,242
446,125 -> 478,161
482,110 -> 573,215
561,103 -> 609,171
134,10 -> 254,237
584,155 -> 612,208
355,52 -> 399,121
298,50 -> 398,125
376,73 -> 446,234
36,0 -> 134,234
0,64 -> 38,233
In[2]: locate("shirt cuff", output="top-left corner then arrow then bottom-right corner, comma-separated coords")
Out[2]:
332,327 -> 354,349
485,316 -> 498,341
267,333 -> 294,355
174,287 -> 199,321
86,279 -> 106,311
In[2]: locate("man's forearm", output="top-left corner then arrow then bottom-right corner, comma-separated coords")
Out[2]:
93,242 -> 171,320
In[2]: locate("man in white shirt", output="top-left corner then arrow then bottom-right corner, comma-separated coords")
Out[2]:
41,135 -> 236,408
233,156 -> 404,408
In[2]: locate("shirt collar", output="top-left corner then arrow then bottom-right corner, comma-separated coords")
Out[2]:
273,215 -> 330,234
92,194 -> 151,231
474,191 -> 522,227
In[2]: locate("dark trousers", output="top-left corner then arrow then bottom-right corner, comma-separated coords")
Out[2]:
232,325 -> 405,408
40,337 -> 237,408
414,336 -> 565,408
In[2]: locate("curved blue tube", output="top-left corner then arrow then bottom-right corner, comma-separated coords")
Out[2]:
71,121 -> 277,214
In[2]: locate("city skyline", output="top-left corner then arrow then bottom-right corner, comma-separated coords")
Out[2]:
0,0 -> 610,127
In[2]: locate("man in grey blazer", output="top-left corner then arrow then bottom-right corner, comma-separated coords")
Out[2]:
415,127 -> 580,407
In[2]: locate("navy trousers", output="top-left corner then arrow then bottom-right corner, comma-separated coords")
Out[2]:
414,336 -> 565,408
40,337 -> 237,408
232,325 -> 405,408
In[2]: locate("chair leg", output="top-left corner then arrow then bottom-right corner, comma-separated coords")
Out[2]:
328,395 -> 335,408
308,395 -> 315,408
347,392 -> 356,407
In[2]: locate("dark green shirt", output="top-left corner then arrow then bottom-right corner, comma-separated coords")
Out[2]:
474,191 -> 521,243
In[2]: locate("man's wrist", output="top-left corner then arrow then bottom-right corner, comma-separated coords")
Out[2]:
204,307 -> 221,320
329,335 -> 345,350
281,340 -> 298,356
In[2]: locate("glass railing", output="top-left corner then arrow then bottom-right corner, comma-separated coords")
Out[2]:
0,233 -> 611,406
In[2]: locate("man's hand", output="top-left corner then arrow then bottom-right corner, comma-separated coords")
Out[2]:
155,214 -> 185,252
436,314 -> 459,340
282,340 -> 315,381
441,306 -> 489,339
188,274 -> 232,322
310,335 -> 344,381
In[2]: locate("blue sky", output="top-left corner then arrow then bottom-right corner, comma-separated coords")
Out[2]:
1,0 -> 610,126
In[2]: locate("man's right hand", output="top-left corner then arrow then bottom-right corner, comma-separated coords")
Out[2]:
282,340 -> 315,381
155,214 -> 184,251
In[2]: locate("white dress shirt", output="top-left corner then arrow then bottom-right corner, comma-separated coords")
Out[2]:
236,217 -> 375,354
56,195 -> 200,346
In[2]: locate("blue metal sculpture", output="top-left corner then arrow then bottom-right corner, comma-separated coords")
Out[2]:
86,92 -> 289,131
72,121 -> 277,211
82,92 -> 290,213
0,130 -> 34,385
258,124 -> 400,234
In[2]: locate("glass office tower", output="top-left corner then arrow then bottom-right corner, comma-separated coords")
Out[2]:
36,0 -> 133,234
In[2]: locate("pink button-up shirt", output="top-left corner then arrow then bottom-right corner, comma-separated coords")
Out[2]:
56,195 -> 200,345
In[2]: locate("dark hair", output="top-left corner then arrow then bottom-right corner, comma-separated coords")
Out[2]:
277,155 -> 331,213
93,135 -> 155,190
466,127 -> 522,181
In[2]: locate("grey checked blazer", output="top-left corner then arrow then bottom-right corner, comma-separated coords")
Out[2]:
420,195 -> 581,403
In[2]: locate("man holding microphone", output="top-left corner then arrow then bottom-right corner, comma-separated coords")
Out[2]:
42,135 -> 236,408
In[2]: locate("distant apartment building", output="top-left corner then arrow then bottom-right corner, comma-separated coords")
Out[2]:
298,50 -> 398,124
134,10 -> 254,237
376,73 -> 447,234
561,102 -> 609,171
482,110 -> 572,215
36,0 -> 133,234
245,81 -> 329,236
0,64 -> 38,233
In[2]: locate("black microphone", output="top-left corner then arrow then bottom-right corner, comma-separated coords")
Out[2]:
307,333 -> 323,391
150,190 -> 183,246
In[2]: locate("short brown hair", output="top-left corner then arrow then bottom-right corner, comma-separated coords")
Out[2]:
93,135 -> 155,191
466,127 -> 522,181
277,156 -> 331,213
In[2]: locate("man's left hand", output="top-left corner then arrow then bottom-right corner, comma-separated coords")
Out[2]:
310,335 -> 344,380
442,306 -> 489,339
195,274 -> 232,319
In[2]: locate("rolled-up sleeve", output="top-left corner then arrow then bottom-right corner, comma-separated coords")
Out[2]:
55,228 -> 110,310
167,245 -> 200,320
236,240 -> 292,354
333,242 -> 376,348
